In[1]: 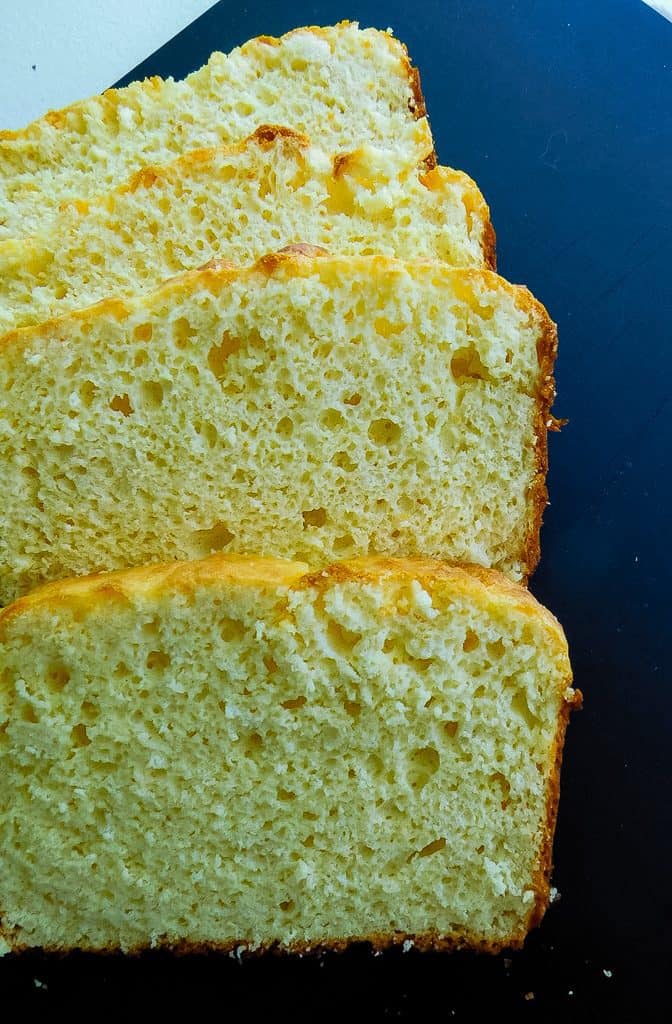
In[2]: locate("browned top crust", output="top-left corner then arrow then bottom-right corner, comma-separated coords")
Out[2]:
0,553 -> 567,655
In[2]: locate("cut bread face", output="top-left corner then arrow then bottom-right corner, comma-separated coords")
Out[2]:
0,127 -> 493,334
0,23 -> 433,240
0,554 -> 578,955
0,253 -> 556,605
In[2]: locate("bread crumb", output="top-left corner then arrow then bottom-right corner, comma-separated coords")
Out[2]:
524,992 -> 535,1001
603,969 -> 613,978
402,939 -> 414,952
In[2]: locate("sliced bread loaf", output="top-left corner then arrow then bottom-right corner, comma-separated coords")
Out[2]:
0,554 -> 578,954
0,23 -> 433,240
0,126 -> 493,334
0,252 -> 556,604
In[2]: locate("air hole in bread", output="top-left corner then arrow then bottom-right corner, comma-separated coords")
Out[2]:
462,629 -> 480,653
70,723 -> 90,748
207,332 -> 242,379
407,746 -> 440,789
192,523 -> 235,556
220,616 -> 246,643
276,416 -> 294,437
133,323 -> 153,342
489,772 -> 511,809
368,418 -> 401,447
245,733 -> 263,757
443,721 -> 459,740
80,700 -> 98,722
343,700 -> 361,719
343,392 -> 361,406
46,664 -> 70,693
173,316 -> 197,349
146,650 -> 170,670
109,393 -> 133,416
281,696 -> 306,711
302,507 -> 327,529
326,619 -> 361,655
141,380 -> 163,408
320,408 -> 345,430
374,317 -> 405,338
21,704 -> 38,724
450,345 -> 490,384
79,380 -> 98,407
487,638 -> 506,659
278,788 -> 295,802
194,420 -> 218,448
511,689 -> 539,730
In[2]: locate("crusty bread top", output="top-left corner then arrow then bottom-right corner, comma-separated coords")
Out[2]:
0,553 -> 569,665
0,126 -> 494,334
0,22 -> 434,239
0,251 -> 551,352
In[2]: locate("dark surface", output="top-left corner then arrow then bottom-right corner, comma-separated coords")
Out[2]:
3,0 -> 672,1017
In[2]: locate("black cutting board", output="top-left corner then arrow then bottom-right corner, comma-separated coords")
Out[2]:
3,0 -> 671,1017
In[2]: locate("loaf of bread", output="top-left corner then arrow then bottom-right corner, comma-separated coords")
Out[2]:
0,553 -> 578,954
0,23 -> 433,240
0,126 -> 493,334
0,252 -> 556,604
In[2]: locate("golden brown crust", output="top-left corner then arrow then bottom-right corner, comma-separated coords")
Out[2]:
299,556 -> 569,652
482,217 -> 497,272
0,554 -> 309,634
374,26 -> 436,169
520,298 -> 559,582
418,165 -> 496,269
0,256 -> 537,350
3,927 -> 530,959
0,554 -> 569,657
406,64 -> 427,121
527,684 -> 582,932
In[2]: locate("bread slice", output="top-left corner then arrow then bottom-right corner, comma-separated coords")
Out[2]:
0,127 -> 493,334
0,23 -> 433,240
0,553 -> 578,955
0,252 -> 556,605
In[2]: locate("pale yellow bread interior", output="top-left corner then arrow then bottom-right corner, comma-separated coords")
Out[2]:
0,554 -> 577,954
0,22 -> 433,240
0,253 -> 556,604
0,126 -> 493,334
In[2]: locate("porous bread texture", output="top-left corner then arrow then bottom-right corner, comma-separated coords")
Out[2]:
0,554 -> 577,955
0,253 -> 556,605
0,22 -> 433,240
0,127 -> 493,334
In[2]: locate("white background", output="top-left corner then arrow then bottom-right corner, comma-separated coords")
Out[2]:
0,0 -> 219,129
0,1 -> 669,130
